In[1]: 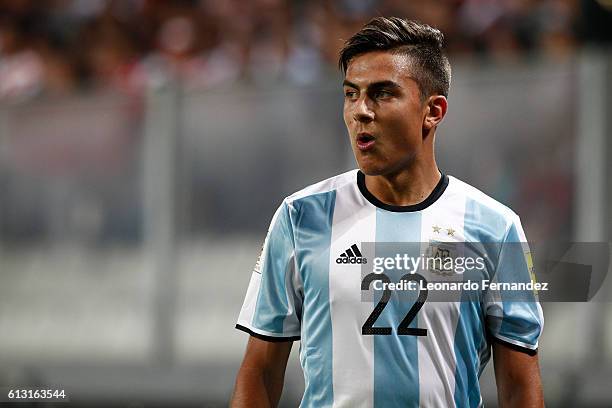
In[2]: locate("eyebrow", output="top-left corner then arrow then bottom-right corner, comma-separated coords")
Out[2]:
342,79 -> 402,90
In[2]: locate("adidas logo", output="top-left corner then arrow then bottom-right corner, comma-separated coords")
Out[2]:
336,244 -> 367,264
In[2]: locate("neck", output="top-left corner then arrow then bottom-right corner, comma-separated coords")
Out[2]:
364,157 -> 441,207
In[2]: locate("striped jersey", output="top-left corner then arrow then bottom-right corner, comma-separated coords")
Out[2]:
236,169 -> 543,408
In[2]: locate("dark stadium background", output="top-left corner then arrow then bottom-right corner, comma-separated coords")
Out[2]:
0,0 -> 611,406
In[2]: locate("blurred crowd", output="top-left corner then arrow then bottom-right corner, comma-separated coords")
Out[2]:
0,0 -> 585,101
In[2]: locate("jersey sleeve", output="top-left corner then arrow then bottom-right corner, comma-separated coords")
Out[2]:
235,200 -> 302,341
484,215 -> 544,354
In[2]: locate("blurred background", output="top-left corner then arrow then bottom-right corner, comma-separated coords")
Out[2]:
0,0 -> 611,406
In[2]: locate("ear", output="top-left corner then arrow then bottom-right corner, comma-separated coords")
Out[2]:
423,95 -> 448,131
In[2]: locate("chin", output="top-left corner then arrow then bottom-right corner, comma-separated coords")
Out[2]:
357,156 -> 413,177
358,166 -> 384,176
356,158 -> 388,176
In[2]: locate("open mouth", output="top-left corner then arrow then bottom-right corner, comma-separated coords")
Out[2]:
357,133 -> 375,143
356,133 -> 376,150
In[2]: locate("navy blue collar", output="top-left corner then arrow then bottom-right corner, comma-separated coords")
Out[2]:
357,171 -> 449,212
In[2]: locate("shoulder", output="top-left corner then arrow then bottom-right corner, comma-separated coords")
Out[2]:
284,169 -> 357,207
268,170 -> 357,233
448,175 -> 518,221
270,170 -> 358,229
447,175 -> 522,240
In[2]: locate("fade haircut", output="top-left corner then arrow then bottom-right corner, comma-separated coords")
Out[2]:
339,17 -> 451,100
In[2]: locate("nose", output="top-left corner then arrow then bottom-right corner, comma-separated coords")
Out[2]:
353,96 -> 375,123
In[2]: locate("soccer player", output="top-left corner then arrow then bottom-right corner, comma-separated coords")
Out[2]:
231,17 -> 544,408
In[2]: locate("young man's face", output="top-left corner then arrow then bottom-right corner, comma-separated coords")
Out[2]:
343,51 -> 429,176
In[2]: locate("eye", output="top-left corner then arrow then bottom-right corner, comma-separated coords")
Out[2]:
374,90 -> 393,99
344,89 -> 357,99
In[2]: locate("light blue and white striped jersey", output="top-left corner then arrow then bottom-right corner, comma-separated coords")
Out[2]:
236,169 -> 543,408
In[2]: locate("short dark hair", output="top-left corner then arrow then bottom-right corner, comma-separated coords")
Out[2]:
339,17 -> 451,99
